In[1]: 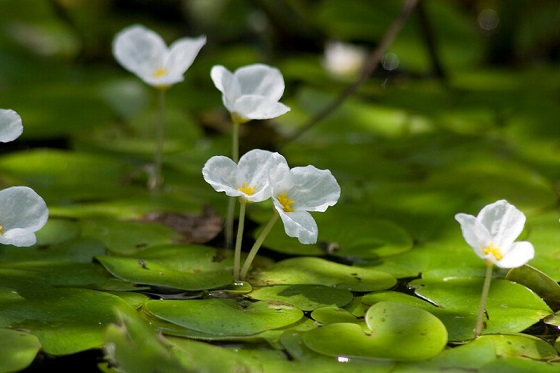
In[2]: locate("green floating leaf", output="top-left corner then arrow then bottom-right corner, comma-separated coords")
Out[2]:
144,298 -> 304,336
310,306 -> 360,325
410,278 -> 552,341
103,308 -> 187,373
0,287 -> 132,356
0,329 -> 42,373
34,218 -> 81,246
82,218 -> 182,255
253,206 -> 412,259
251,257 -> 396,292
303,302 -> 447,361
480,356 -> 560,373
506,264 -> 560,311
96,244 -> 233,291
0,237 -> 105,264
479,334 -> 557,361
249,285 -> 353,311
167,336 -> 252,373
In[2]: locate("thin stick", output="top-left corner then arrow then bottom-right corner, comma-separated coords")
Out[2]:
240,213 -> 279,280
150,88 -> 166,190
281,0 -> 419,145
233,201 -> 247,281
474,263 -> 494,337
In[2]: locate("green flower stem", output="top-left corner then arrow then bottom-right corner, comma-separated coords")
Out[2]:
474,263 -> 494,337
225,118 -> 242,250
150,88 -> 166,190
240,213 -> 279,281
233,200 -> 247,281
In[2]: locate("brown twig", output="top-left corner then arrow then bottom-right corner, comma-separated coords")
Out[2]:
281,0 -> 420,146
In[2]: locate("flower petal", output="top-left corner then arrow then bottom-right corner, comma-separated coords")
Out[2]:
477,200 -> 525,248
231,95 -> 290,120
287,166 -> 340,212
236,150 -> 287,202
275,209 -> 318,244
234,64 -> 285,100
495,241 -> 534,268
455,213 -> 492,257
202,156 -> 241,197
0,109 -> 23,143
0,186 -> 48,247
113,24 -> 166,82
164,36 -> 206,78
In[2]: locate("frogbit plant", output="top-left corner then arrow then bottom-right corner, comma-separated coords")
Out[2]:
210,63 -> 290,249
0,109 -> 23,143
202,149 -> 287,281
113,24 -> 206,190
455,199 -> 535,337
239,160 -> 340,280
0,186 -> 49,247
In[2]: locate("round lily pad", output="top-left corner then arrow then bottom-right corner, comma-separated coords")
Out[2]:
249,285 -> 353,311
310,306 -> 360,324
506,264 -> 560,311
0,329 -> 42,373
144,298 -> 304,336
251,257 -> 396,292
410,277 -> 552,341
96,244 -> 233,291
302,302 -> 447,361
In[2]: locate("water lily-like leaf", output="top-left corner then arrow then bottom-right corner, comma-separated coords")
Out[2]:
96,244 -> 233,291
410,278 -> 552,341
249,285 -> 353,311
0,287 -> 133,356
0,329 -> 41,373
302,302 -> 447,361
144,298 -> 304,336
251,257 -> 396,292
310,306 -> 360,324
103,308 -> 187,373
506,264 -> 560,311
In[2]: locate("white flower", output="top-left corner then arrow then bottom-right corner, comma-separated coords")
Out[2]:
210,64 -> 290,123
0,186 -> 48,247
0,109 -> 23,143
455,200 -> 534,268
269,163 -> 340,244
322,40 -> 367,78
113,24 -> 206,88
202,149 -> 287,203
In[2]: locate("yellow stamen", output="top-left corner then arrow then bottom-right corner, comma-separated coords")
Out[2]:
277,192 -> 295,212
0,225 -> 4,236
483,242 -> 503,261
152,67 -> 168,78
237,182 -> 257,196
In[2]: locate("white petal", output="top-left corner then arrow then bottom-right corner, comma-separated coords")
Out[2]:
495,241 -> 534,268
275,209 -> 318,244
0,186 -> 48,247
231,95 -> 290,120
237,150 -> 287,202
202,156 -> 241,197
0,109 -> 23,142
113,25 -> 167,80
455,213 -> 492,258
234,64 -> 286,100
477,200 -> 525,248
288,166 -> 340,212
164,36 -> 206,77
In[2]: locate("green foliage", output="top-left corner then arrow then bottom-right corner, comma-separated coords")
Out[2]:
1,0 -> 560,371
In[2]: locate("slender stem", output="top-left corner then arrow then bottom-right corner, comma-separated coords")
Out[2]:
474,263 -> 494,337
150,88 -> 166,190
232,121 -> 240,162
225,119 -> 241,250
240,213 -> 279,281
233,201 -> 247,281
281,0 -> 419,146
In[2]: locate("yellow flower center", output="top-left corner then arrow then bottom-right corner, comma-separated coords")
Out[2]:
277,192 -> 295,212
483,242 -> 503,261
152,66 -> 168,78
0,225 -> 3,236
237,182 -> 257,196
